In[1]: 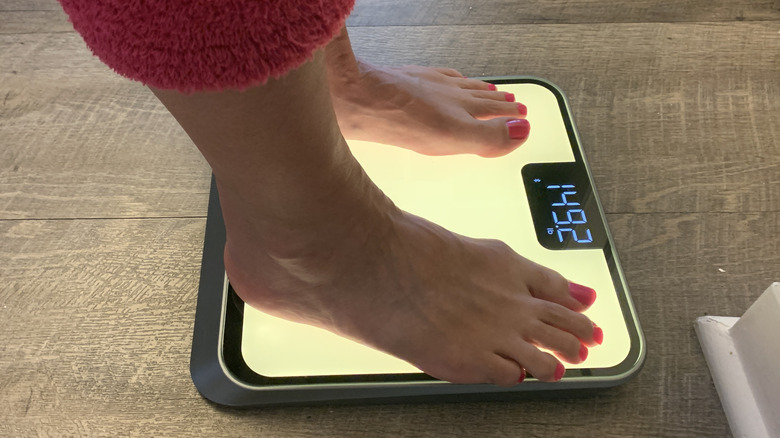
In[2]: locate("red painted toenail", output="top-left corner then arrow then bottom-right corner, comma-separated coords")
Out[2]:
569,282 -> 597,306
504,93 -> 516,102
517,103 -> 528,117
593,325 -> 604,345
554,363 -> 566,381
518,368 -> 526,383
507,119 -> 530,140
487,83 -> 497,91
579,344 -> 588,362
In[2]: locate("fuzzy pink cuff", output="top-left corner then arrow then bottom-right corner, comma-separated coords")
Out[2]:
59,0 -> 354,92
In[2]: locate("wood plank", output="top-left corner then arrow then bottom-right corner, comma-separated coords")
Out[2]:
0,0 -> 60,11
0,33 -> 212,219
3,23 -> 778,219
5,211 -> 775,435
348,0 -> 780,25
3,0 -> 779,34
2,0 -> 776,435
0,10 -> 72,34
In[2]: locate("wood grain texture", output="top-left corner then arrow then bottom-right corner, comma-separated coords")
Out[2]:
2,0 -> 779,435
0,0 -> 60,11
0,10 -> 72,34
3,23 -> 779,219
0,34 -> 212,220
348,0 -> 780,25
4,0 -> 780,34
5,212 -> 774,436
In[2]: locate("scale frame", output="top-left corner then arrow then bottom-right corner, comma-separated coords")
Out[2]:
190,76 -> 646,407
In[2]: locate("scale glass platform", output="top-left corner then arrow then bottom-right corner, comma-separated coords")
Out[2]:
191,77 -> 645,407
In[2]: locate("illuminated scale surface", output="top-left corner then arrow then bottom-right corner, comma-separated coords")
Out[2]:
240,82 -> 633,378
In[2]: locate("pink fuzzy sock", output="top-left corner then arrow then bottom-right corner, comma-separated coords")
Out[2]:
59,0 -> 354,93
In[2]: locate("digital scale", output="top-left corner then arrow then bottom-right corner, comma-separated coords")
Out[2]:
191,77 -> 645,407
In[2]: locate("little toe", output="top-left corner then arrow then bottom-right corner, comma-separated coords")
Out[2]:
486,355 -> 526,387
504,341 -> 565,382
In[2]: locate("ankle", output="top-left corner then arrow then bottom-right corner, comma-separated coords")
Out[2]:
324,27 -> 361,83
218,161 -> 399,269
221,181 -> 401,314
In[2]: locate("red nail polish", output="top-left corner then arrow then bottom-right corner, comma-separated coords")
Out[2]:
593,325 -> 604,345
554,363 -> 566,381
505,93 -> 516,102
579,344 -> 588,362
569,282 -> 596,307
506,119 -> 530,140
517,103 -> 527,117
518,368 -> 526,383
487,83 -> 497,91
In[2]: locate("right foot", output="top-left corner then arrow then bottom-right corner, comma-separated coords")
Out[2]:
152,52 -> 601,387
221,160 -> 602,386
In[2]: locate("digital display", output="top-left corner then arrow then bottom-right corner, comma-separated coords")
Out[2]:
522,162 -> 606,250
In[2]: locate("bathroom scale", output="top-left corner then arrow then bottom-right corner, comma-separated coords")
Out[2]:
191,77 -> 645,407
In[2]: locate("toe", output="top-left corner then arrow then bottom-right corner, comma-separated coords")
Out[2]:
469,89 -> 516,102
534,299 -> 600,347
505,119 -> 530,141
434,67 -> 465,78
522,261 -> 596,312
485,355 -> 526,387
469,98 -> 527,120
475,117 -> 531,158
568,281 -> 597,307
463,117 -> 531,158
459,79 -> 500,91
503,341 -> 565,382
525,319 -> 588,364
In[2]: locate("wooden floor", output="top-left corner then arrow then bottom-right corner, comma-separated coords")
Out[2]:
2,0 -> 779,436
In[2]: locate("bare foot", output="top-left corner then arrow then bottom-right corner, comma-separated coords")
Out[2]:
325,27 -> 529,158
152,53 -> 599,387
221,156 -> 602,386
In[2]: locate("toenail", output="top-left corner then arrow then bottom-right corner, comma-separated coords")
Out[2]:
593,325 -> 604,345
569,282 -> 597,306
487,83 -> 497,91
517,103 -> 528,116
504,93 -> 516,102
507,119 -> 530,140
518,368 -> 527,383
554,363 -> 566,381
579,344 -> 589,362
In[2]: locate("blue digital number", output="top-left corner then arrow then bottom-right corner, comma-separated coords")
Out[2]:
552,209 -> 588,225
548,185 -> 592,244
548,184 -> 580,207
556,228 -> 593,244
568,209 -> 587,224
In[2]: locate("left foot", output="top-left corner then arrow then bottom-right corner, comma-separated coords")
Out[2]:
325,28 -> 529,158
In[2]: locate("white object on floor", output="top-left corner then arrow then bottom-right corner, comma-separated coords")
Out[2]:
695,282 -> 780,438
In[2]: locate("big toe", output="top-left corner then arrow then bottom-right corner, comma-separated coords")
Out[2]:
463,118 -> 530,158
522,261 -> 596,311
